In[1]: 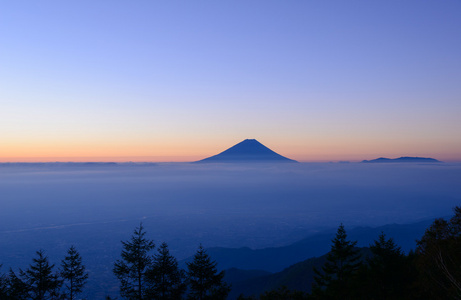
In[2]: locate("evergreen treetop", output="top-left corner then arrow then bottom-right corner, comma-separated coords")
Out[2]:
113,223 -> 155,300
61,245 -> 88,300
19,249 -> 62,300
356,232 -> 416,300
147,241 -> 186,300
312,224 -> 362,299
186,244 -> 230,300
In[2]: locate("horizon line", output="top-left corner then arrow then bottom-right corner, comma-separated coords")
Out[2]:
1,158 -> 460,164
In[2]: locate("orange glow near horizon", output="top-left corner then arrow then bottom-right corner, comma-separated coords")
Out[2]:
1,150 -> 460,163
1,137 -> 460,163
1,2 -> 461,165
0,156 -> 201,163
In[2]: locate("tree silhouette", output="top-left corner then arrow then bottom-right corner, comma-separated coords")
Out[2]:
147,242 -> 186,299
0,265 -> 8,299
186,244 -> 230,300
7,268 -> 29,299
19,249 -> 62,300
355,232 -> 415,299
61,246 -> 88,300
417,206 -> 461,299
113,223 -> 155,300
312,224 -> 361,299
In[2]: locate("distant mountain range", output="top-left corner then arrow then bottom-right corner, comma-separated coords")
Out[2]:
180,218 -> 433,274
196,139 -> 297,163
224,254 -> 328,299
225,248 -> 373,299
362,156 -> 441,163
216,219 -> 435,299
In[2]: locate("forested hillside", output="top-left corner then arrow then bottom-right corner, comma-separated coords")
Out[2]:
1,207 -> 460,299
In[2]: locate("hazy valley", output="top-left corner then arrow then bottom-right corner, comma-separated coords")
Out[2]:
1,162 -> 460,297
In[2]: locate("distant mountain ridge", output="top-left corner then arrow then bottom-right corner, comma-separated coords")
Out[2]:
225,248 -> 372,299
180,218 -> 433,273
196,139 -> 297,163
362,156 -> 441,163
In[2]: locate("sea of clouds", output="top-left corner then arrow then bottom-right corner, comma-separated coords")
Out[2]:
1,162 -> 460,296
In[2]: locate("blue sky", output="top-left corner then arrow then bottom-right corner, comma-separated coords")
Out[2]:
1,1 -> 460,161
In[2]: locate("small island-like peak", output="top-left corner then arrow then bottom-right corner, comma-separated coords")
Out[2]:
362,156 -> 441,163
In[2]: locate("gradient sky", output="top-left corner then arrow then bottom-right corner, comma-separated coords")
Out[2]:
1,1 -> 460,162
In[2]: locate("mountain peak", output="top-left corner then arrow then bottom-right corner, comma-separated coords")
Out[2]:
362,156 -> 441,163
196,139 -> 297,163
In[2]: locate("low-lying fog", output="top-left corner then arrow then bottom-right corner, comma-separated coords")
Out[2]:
1,162 -> 460,296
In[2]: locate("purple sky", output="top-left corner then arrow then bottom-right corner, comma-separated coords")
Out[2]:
1,1 -> 460,162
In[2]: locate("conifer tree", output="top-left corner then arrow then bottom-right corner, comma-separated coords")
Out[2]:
356,232 -> 415,299
186,244 -> 230,300
7,268 -> 29,300
0,265 -> 8,298
113,223 -> 155,300
61,246 -> 88,300
312,224 -> 361,299
416,206 -> 461,299
19,249 -> 62,300
147,242 -> 186,300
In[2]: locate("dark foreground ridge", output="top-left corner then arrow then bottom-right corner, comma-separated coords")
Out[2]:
196,139 -> 297,163
362,156 -> 441,163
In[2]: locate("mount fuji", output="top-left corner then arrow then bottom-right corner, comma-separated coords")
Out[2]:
196,139 -> 297,163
